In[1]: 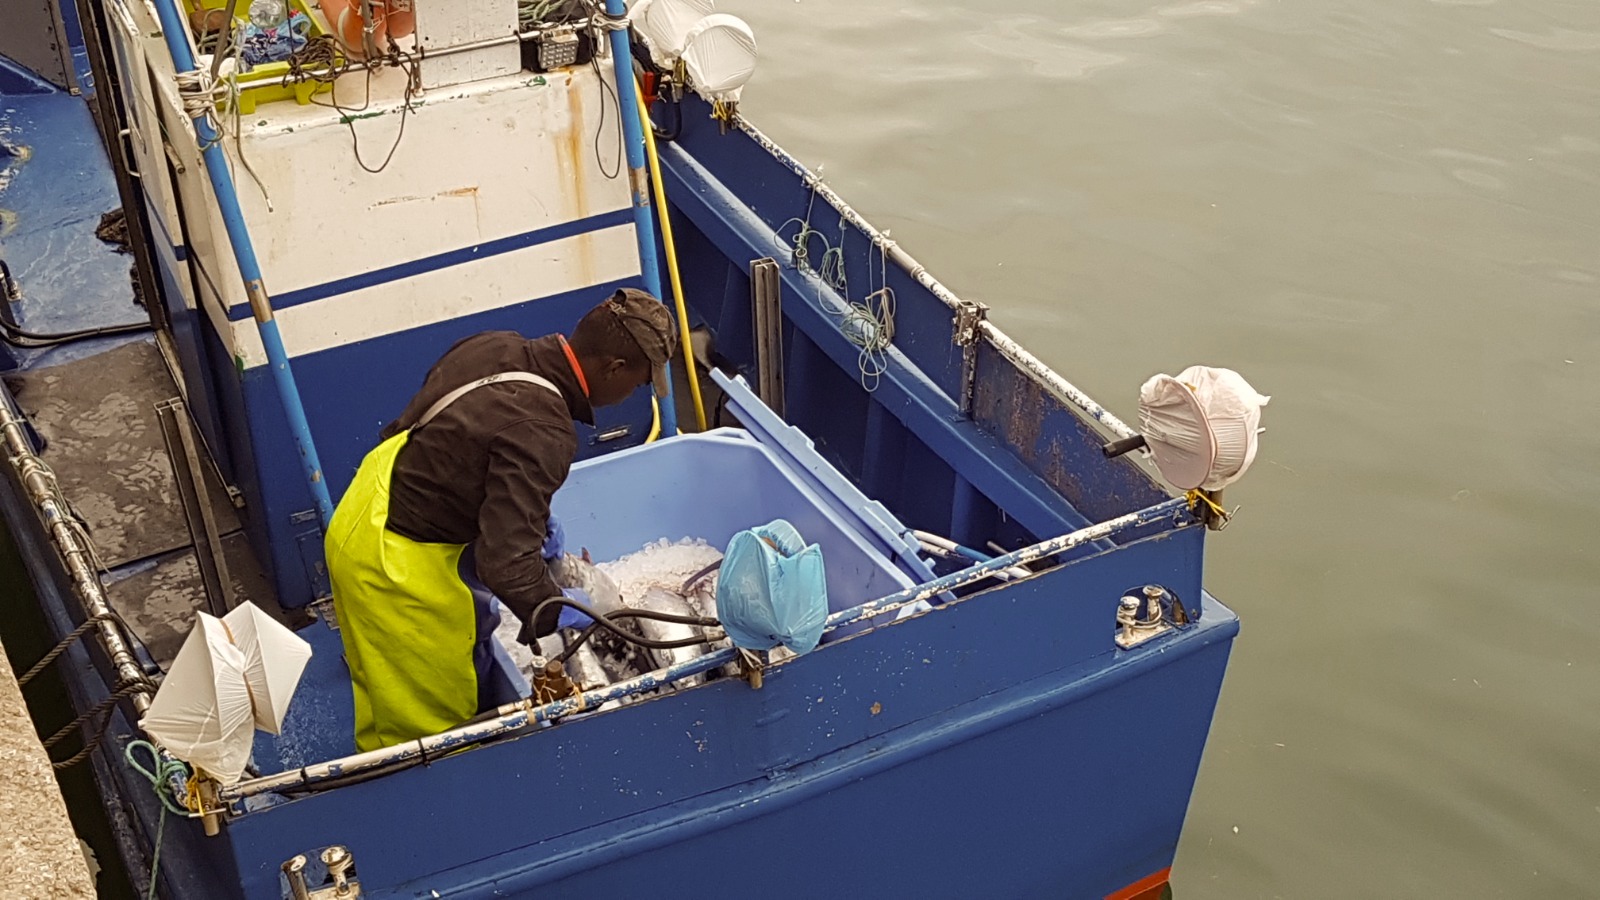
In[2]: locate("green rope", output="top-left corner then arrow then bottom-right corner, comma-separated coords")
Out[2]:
125,740 -> 192,899
146,803 -> 167,900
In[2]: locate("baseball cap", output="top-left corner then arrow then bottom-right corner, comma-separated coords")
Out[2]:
605,288 -> 678,398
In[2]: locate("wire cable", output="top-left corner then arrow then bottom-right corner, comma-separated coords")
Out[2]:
589,53 -> 623,180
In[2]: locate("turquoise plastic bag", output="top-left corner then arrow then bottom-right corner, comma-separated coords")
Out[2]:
717,520 -> 828,654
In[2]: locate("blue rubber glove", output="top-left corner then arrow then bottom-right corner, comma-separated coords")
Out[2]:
541,515 -> 565,561
557,587 -> 593,629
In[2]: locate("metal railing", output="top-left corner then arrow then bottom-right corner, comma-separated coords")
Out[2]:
0,391 -> 152,713
218,496 -> 1192,805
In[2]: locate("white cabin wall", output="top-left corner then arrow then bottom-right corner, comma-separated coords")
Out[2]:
414,0 -> 522,89
221,64 -> 638,365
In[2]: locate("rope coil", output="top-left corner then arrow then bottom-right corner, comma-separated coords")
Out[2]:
125,740 -> 194,900
174,68 -> 231,122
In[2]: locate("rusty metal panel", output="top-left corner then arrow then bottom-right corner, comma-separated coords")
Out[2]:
970,338 -> 1171,524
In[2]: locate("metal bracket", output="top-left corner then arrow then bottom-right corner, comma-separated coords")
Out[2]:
308,597 -> 339,631
593,424 -> 633,443
952,298 -> 987,346
750,257 -> 786,418
951,299 -> 988,416
737,648 -> 766,690
155,398 -> 235,617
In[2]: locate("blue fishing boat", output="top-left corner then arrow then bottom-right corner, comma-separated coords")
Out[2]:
0,0 -> 1263,896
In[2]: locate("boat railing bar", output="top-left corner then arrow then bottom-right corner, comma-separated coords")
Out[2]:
0,392 -> 152,714
218,496 -> 1191,805
732,117 -> 1139,442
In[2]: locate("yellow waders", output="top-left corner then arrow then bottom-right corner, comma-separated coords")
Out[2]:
325,371 -> 561,751
325,431 -> 477,751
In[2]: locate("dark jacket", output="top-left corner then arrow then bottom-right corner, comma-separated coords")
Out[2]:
381,332 -> 593,640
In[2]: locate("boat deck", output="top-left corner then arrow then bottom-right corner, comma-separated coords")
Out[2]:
7,340 -> 288,668
2,73 -> 287,672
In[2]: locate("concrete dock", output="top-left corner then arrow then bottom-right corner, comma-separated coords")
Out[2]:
0,634 -> 96,899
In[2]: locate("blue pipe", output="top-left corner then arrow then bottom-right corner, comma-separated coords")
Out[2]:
603,2 -> 680,437
150,0 -> 334,525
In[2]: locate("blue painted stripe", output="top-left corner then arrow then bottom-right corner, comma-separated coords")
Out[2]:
226,207 -> 637,321
142,201 -> 189,262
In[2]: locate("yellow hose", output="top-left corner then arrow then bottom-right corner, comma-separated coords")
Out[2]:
635,78 -> 708,432
646,395 -> 662,444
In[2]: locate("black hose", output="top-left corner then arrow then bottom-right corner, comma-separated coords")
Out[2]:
681,558 -> 722,594
0,317 -> 153,347
651,97 -> 682,143
530,596 -> 719,652
553,607 -> 721,663
0,261 -> 155,346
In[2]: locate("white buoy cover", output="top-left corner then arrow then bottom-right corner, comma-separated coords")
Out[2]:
681,14 -> 758,101
139,613 -> 253,783
138,603 -> 312,783
632,0 -> 716,65
222,601 -> 313,734
1137,365 -> 1270,491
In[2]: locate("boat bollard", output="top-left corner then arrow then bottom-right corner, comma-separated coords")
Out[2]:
282,855 -> 310,900
198,778 -> 222,836
321,846 -> 358,898
1114,586 -> 1177,650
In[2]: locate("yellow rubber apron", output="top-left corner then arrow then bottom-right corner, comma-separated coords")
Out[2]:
325,372 -> 560,751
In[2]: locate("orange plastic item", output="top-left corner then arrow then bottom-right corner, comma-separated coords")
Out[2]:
317,0 -> 389,58
385,0 -> 414,40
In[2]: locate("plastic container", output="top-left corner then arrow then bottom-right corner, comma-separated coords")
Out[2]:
551,430 -> 920,615
186,0 -> 333,114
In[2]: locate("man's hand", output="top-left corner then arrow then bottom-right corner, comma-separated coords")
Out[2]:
542,515 -> 565,561
557,587 -> 593,629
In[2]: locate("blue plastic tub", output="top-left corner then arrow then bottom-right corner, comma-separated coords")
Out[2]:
550,429 -> 920,613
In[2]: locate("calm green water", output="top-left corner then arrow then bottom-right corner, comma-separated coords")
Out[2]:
738,1 -> 1600,897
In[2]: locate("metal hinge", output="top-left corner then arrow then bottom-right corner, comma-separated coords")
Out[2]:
952,298 -> 987,346
951,298 -> 988,416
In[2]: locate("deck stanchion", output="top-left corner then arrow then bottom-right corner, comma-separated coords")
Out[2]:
603,0 -> 680,437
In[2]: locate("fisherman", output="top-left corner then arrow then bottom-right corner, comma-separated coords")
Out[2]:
325,288 -> 677,751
